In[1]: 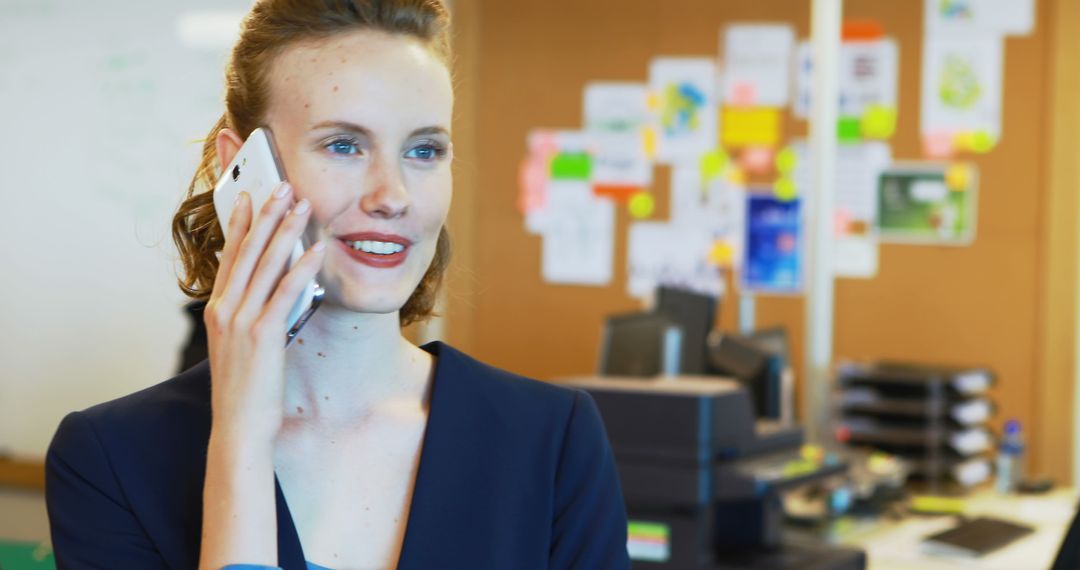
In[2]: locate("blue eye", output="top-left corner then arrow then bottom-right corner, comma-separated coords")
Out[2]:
404,143 -> 445,161
326,138 -> 360,155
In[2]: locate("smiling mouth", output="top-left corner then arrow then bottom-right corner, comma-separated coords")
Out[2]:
335,233 -> 411,269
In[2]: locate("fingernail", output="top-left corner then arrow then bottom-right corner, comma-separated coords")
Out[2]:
313,240 -> 326,252
274,182 -> 291,199
233,193 -> 242,206
293,199 -> 310,214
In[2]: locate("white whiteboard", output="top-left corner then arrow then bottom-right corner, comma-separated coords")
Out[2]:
0,0 -> 253,456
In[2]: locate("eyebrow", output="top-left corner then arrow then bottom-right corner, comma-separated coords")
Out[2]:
309,120 -> 450,139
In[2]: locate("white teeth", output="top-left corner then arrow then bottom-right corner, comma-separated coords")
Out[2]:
347,240 -> 405,255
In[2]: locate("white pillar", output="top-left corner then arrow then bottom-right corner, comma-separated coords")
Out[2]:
803,0 -> 842,441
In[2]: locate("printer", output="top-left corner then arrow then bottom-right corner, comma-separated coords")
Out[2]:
560,375 -> 866,570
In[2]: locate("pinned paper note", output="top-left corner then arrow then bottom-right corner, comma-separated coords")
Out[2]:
541,181 -> 615,285
584,82 -> 653,188
722,107 -> 781,148
743,193 -> 803,294
722,24 -> 795,107
786,140 -> 890,277
649,58 -> 718,164
925,0 -> 1034,38
627,221 -> 724,298
740,147 -> 775,175
794,38 -> 899,131
523,130 -> 590,233
670,164 -> 746,269
878,162 -> 978,245
920,37 -> 1003,154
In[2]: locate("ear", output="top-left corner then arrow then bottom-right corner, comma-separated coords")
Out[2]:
215,127 -> 244,172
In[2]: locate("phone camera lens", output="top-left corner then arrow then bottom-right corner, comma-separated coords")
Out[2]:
232,165 -> 241,181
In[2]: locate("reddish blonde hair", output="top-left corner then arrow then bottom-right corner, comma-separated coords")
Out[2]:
172,0 -> 452,326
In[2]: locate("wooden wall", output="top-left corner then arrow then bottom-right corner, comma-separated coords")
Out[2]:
447,0 -> 1078,482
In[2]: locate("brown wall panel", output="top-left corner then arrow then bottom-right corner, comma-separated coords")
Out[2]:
455,0 -> 1071,479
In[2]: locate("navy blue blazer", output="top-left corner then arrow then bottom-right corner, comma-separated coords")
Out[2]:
45,342 -> 630,569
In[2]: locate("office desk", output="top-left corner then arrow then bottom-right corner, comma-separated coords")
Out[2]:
825,489 -> 1077,569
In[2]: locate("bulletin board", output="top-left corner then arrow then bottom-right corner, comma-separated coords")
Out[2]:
455,0 -> 1069,477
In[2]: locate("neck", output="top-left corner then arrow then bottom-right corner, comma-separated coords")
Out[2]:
281,304 -> 434,427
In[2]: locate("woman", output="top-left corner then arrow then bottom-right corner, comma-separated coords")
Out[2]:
44,1 -> 630,569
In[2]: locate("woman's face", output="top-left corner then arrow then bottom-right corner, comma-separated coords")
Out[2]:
263,30 -> 453,315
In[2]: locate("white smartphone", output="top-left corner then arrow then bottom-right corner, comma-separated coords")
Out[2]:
212,127 -> 323,345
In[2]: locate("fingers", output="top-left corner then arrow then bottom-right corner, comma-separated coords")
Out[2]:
236,198 -> 315,323
260,241 -> 327,329
210,192 -> 252,298
215,182 -> 296,318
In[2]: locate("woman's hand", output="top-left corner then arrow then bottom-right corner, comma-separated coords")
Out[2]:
203,181 -> 326,444
198,182 -> 326,570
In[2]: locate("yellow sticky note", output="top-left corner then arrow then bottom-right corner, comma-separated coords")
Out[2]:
946,164 -> 972,191
911,495 -> 966,515
725,166 -> 747,186
700,149 -> 728,181
861,105 -> 897,139
708,241 -> 735,266
953,131 -> 976,152
774,177 -> 797,201
646,93 -> 660,111
775,147 -> 798,174
642,127 -> 657,160
722,107 -> 781,148
629,192 -> 655,219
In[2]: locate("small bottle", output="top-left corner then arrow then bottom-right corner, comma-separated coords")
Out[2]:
995,419 -> 1025,494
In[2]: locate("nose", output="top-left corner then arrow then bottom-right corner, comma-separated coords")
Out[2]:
359,157 -> 410,219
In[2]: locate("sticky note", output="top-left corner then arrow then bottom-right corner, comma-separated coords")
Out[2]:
629,192 -> 655,218
837,116 -> 861,143
946,164 -> 972,191
708,241 -> 735,267
593,184 -> 641,202
550,152 -> 591,180
774,177 -> 797,201
642,127 -> 658,159
729,82 -> 757,106
775,147 -> 798,174
970,130 -> 997,153
740,147 -> 774,175
923,131 -> 955,159
517,157 -> 548,214
834,208 -> 853,236
700,149 -> 728,181
861,105 -> 897,139
725,166 -> 747,186
722,107 -> 781,148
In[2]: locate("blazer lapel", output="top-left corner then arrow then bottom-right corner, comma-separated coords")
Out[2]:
276,475 -> 307,570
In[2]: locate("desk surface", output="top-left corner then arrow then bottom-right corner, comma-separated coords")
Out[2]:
830,489 -> 1077,570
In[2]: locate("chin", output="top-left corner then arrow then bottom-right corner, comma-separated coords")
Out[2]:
321,282 -> 412,316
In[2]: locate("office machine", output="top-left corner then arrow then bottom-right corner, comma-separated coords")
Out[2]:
561,375 -> 866,570
598,312 -> 684,377
655,287 -> 718,375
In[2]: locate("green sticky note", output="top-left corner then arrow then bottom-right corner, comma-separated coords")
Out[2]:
774,177 -> 797,202
861,105 -> 897,139
970,130 -> 997,153
837,116 -> 861,143
550,152 -> 592,180
700,149 -> 728,181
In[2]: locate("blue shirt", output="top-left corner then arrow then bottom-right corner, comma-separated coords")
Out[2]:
45,342 -> 630,569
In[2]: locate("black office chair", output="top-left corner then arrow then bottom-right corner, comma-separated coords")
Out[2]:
1051,499 -> 1080,570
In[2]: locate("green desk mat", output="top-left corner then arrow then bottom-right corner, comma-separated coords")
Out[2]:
0,540 -> 54,570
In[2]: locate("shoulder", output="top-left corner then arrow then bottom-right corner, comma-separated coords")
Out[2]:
422,341 -> 586,420
48,361 -> 212,477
